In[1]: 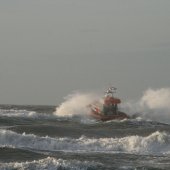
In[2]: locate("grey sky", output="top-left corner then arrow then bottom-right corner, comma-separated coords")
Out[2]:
0,0 -> 170,105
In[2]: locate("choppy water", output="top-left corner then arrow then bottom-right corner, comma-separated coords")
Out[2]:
0,104 -> 170,170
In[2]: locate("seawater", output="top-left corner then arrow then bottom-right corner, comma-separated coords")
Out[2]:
0,104 -> 170,170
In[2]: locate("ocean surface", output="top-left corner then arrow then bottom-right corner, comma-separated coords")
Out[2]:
1,103 -> 170,170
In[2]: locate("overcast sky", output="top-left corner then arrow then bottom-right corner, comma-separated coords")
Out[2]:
0,0 -> 170,105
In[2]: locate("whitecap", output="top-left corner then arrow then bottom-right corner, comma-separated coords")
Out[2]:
1,129 -> 170,155
0,157 -> 100,170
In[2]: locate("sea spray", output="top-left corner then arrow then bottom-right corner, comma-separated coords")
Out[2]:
140,88 -> 170,109
122,87 -> 170,123
53,88 -> 170,123
54,92 -> 102,117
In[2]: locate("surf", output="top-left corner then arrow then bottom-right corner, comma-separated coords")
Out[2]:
1,129 -> 170,155
0,157 -> 100,170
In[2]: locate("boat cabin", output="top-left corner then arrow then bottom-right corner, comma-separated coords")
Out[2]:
102,87 -> 121,115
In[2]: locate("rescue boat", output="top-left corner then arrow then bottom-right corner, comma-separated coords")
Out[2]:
88,87 -> 129,121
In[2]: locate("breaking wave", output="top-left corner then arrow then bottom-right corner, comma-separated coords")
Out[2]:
0,109 -> 55,119
0,157 -> 99,170
1,129 -> 170,155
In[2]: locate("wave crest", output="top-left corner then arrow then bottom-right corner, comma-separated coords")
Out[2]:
1,130 -> 170,155
0,157 -> 99,170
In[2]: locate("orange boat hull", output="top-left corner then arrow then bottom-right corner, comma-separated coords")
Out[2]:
89,110 -> 129,121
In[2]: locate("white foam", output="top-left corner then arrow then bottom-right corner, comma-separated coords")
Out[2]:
140,88 -> 170,109
53,88 -> 170,124
122,87 -> 170,124
54,92 -> 101,117
0,130 -> 170,155
0,157 -> 99,170
0,109 -> 54,119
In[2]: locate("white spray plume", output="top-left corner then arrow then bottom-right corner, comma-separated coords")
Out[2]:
54,87 -> 170,123
122,88 -> 170,123
54,92 -> 102,117
140,88 -> 170,110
